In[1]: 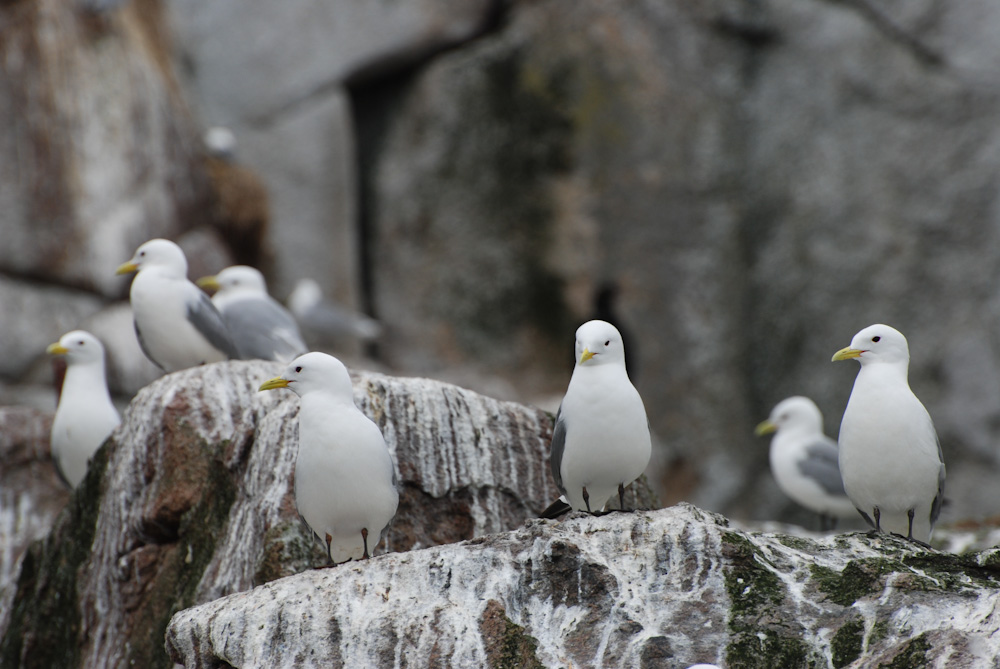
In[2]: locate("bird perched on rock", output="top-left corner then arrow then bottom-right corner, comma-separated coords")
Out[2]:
832,324 -> 945,545
116,239 -> 240,372
287,278 -> 382,348
46,330 -> 121,488
755,396 -> 857,530
197,265 -> 307,363
542,320 -> 651,517
259,352 -> 398,564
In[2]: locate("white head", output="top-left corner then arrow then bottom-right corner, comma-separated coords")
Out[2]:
46,330 -> 108,368
755,396 -> 824,438
116,239 -> 188,279
258,351 -> 354,400
287,279 -> 322,315
198,265 -> 268,296
832,323 -> 910,367
204,126 -> 237,160
574,319 -> 626,368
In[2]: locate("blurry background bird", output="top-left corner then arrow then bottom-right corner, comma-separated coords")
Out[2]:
197,265 -> 307,363
287,278 -> 382,352
755,396 -> 857,531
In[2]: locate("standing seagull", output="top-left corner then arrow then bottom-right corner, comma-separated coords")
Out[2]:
197,265 -> 307,363
46,331 -> 121,488
832,324 -> 945,545
259,352 -> 398,564
116,239 -> 240,372
755,396 -> 857,530
542,320 -> 651,517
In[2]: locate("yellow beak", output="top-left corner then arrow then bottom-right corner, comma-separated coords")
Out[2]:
196,276 -> 221,292
259,377 -> 291,392
46,343 -> 69,355
579,348 -> 595,364
754,420 -> 777,437
116,261 -> 139,275
832,347 -> 863,362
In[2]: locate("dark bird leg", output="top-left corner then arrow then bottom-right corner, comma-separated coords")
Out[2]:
583,486 -> 592,514
862,507 -> 882,538
618,483 -> 627,511
362,527 -> 370,559
903,508 -> 933,549
318,532 -> 339,569
819,513 -> 835,532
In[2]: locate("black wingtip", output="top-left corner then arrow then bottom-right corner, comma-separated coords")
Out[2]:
540,499 -> 572,519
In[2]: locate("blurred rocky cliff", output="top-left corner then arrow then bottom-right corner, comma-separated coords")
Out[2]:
4,0 -> 1000,543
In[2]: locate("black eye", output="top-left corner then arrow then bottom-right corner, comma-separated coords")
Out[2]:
139,251 -> 145,257
604,340 -> 610,347
78,340 -> 85,346
295,366 -> 302,373
872,336 -> 881,343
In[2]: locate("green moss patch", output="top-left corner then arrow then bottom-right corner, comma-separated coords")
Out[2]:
722,532 -> 819,668
776,535 -> 822,553
830,617 -> 865,668
811,558 -> 909,607
722,532 -> 785,614
479,599 -> 544,669
879,632 -> 932,669
812,549 -> 999,609
725,629 -> 812,669
0,442 -> 109,668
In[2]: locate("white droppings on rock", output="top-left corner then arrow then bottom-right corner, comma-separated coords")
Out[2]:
0,406 -> 67,637
165,504 -> 1000,668
6,360 -> 560,667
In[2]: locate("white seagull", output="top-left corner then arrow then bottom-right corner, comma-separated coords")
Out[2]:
116,239 -> 240,372
46,331 -> 121,488
755,396 -> 857,530
259,352 -> 398,564
542,319 -> 651,516
197,265 -> 307,363
832,324 -> 945,545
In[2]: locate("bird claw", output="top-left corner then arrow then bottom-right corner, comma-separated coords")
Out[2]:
887,532 -> 933,550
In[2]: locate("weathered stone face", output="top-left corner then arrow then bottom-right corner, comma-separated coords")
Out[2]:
164,504 -> 1000,668
0,360 -> 585,667
0,0 -> 212,297
0,407 -> 66,639
358,0 -> 757,512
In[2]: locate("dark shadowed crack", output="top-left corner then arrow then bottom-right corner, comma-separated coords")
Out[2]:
825,0 -> 944,65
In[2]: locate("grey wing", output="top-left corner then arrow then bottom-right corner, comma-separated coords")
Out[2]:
186,290 -> 242,359
797,438 -> 847,496
299,301 -> 381,341
379,466 -> 400,550
931,433 -> 946,526
134,320 -> 165,370
221,297 -> 308,362
549,404 -> 568,496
